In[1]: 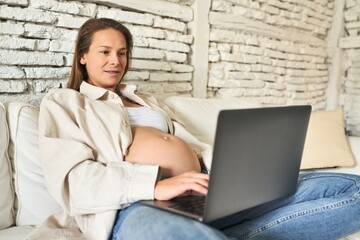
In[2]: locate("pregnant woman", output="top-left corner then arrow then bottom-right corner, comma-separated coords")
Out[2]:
30,18 -> 360,240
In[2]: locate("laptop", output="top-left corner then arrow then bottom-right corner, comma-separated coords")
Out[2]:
140,105 -> 311,224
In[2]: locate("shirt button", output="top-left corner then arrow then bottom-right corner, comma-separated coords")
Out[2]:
122,120 -> 128,126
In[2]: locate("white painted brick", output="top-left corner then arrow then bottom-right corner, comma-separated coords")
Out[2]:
132,47 -> 165,60
134,82 -> 164,93
245,36 -> 259,46
0,36 -> 36,50
164,31 -> 193,44
209,46 -> 219,55
209,69 -> 224,79
125,24 -> 165,39
220,52 -> 242,63
286,61 -> 315,69
24,23 -> 78,41
210,62 -> 252,72
345,13 -> 358,22
33,79 -> 66,93
273,67 -> 286,75
133,38 -> 149,48
267,0 -> 293,10
251,64 -> 262,72
154,16 -> 186,32
0,80 -> 27,93
285,76 -> 328,84
211,0 -> 232,12
208,77 -> 265,88
257,56 -> 272,65
209,28 -> 246,44
254,72 -> 276,82
0,0 -> 27,6
97,7 -> 153,26
169,63 -> 194,73
225,71 -> 254,80
233,45 -> 264,55
217,43 -> 231,52
243,55 -> 258,64
0,66 -> 25,78
265,49 -> 288,59
0,93 -> 41,104
261,4 -> 280,15
265,82 -> 285,90
287,69 -> 328,77
0,50 -> 64,66
0,35 -> 49,51
29,0 -> 96,17
216,88 -> 245,98
131,59 -> 172,71
24,67 -> 71,79
124,71 -> 150,80
49,40 -> 75,53
232,5 -> 248,16
287,84 -> 307,92
29,0 -> 80,15
0,5 -> 56,24
209,54 -> 221,62
149,72 -> 192,81
307,83 -> 327,91
64,54 -> 74,67
164,51 -> 187,63
147,38 -> 190,53
163,82 -> 192,92
0,22 -> 24,35
55,13 -> 89,29
261,65 -> 274,72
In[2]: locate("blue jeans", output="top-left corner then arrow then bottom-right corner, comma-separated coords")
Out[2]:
111,172 -> 360,240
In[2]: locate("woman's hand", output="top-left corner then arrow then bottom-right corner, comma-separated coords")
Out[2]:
154,171 -> 209,201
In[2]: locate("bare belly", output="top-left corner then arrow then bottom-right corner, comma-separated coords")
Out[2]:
124,126 -> 201,178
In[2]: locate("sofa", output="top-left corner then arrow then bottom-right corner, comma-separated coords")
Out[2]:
0,96 -> 360,240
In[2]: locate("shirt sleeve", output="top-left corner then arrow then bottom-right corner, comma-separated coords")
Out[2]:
38,90 -> 159,216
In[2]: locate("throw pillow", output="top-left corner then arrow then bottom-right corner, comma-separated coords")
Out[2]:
0,102 -> 14,229
300,108 -> 355,169
6,102 -> 60,225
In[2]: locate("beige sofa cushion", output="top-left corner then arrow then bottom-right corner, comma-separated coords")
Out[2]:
163,96 -> 262,145
6,102 -> 60,226
0,103 -> 14,229
163,97 -> 356,170
301,108 -> 355,169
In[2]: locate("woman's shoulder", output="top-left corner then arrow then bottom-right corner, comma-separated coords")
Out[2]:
43,88 -> 83,102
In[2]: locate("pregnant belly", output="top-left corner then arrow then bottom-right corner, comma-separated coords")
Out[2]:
124,126 -> 201,178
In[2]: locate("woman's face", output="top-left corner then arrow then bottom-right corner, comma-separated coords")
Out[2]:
80,28 -> 128,92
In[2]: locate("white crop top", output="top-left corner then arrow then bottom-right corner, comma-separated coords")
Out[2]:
126,106 -> 168,132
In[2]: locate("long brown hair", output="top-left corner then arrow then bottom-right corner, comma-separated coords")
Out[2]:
67,18 -> 133,90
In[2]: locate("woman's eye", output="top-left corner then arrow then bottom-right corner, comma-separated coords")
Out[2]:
100,50 -> 109,55
119,52 -> 126,56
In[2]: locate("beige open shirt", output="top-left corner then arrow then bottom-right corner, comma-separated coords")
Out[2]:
27,81 -> 212,240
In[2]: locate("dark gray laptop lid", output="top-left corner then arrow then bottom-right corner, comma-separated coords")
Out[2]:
203,105 -> 311,222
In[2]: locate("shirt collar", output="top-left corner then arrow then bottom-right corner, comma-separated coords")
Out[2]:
80,81 -> 108,100
79,81 -> 138,100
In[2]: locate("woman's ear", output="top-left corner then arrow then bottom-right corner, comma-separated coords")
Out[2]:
80,57 -> 86,65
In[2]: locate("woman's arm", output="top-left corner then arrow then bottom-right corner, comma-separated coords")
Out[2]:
39,90 -> 160,216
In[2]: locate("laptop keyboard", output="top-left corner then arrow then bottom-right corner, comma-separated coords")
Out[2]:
168,195 -> 206,216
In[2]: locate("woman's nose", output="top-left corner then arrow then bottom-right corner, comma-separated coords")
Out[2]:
109,54 -> 120,66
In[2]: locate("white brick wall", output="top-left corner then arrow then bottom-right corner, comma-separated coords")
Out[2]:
208,0 -> 333,110
0,0 -> 359,136
0,0 -> 194,103
338,0 -> 360,136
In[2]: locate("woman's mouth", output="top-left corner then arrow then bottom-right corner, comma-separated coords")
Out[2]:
105,70 -> 120,75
